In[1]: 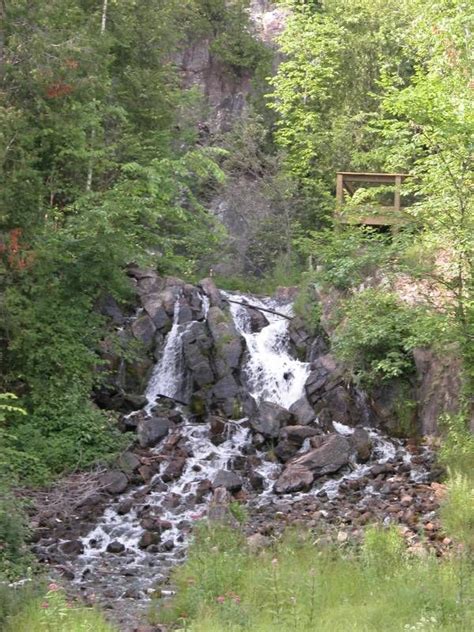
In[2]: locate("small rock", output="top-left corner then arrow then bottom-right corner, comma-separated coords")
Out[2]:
106,541 -> 125,554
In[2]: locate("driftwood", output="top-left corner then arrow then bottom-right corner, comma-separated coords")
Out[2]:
222,297 -> 292,320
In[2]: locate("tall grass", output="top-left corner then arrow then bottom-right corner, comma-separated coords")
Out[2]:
3,583 -> 116,632
151,524 -> 473,631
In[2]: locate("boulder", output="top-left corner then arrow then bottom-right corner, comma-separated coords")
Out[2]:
117,451 -> 141,473
289,396 -> 316,425
274,465 -> 314,494
138,531 -> 161,549
60,539 -> 84,555
213,469 -> 242,493
247,307 -> 269,333
198,277 -> 223,308
274,439 -> 300,462
161,456 -> 186,482
141,294 -> 171,331
207,306 -> 243,371
280,425 -> 319,445
101,470 -> 128,495
137,415 -> 170,448
290,434 -> 350,476
351,427 -> 372,462
250,401 -> 294,439
131,313 -> 156,350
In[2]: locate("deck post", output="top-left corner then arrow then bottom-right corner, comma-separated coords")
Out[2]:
394,174 -> 402,212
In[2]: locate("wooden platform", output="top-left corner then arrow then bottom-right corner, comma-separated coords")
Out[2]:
335,172 -> 410,226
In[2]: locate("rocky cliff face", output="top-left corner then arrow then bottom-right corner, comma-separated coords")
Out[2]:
176,1 -> 286,132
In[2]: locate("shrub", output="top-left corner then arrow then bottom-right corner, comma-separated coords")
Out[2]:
332,289 -> 437,386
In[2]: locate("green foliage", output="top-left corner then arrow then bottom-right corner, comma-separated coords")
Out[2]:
151,523 -> 474,631
228,501 -> 248,525
332,289 -> 438,386
297,226 -> 399,290
441,473 -> 474,554
439,411 -> 474,482
0,493 -> 34,582
268,0 -> 413,222
191,1 -> 271,76
292,273 -> 322,335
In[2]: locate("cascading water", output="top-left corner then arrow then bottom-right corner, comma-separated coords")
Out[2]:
223,292 -> 310,408
66,288 -> 432,627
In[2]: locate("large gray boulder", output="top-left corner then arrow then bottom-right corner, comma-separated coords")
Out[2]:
198,277 -> 223,308
274,465 -> 314,494
289,396 -> 316,425
137,416 -> 170,448
213,469 -> 242,492
101,470 -> 129,495
290,434 -> 350,476
141,293 -> 171,331
131,313 -> 156,350
250,401 -> 294,439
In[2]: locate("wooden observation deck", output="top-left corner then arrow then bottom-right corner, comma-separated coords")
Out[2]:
335,172 -> 409,226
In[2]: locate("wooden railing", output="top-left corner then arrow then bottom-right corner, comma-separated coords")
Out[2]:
335,172 -> 409,226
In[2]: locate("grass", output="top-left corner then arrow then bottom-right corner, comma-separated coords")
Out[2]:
150,523 -> 473,632
3,583 -> 117,632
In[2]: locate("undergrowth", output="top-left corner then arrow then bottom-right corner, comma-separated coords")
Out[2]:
150,524 -> 473,631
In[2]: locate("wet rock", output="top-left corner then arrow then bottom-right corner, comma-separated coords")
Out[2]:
289,396 -> 316,425
274,439 -> 299,462
280,425 -> 319,445
60,539 -> 84,556
182,322 -> 214,388
137,415 -> 170,448
250,401 -> 294,438
55,564 -> 75,580
106,541 -> 125,554
350,427 -> 372,462
247,307 -> 269,333
101,470 -> 129,495
198,277 -> 224,308
274,465 -> 314,494
209,415 -> 227,445
140,518 -> 172,533
213,469 -> 243,493
196,479 -> 212,502
207,306 -> 243,372
117,498 -> 134,515
290,434 -> 350,476
162,456 -> 186,482
138,531 -> 161,549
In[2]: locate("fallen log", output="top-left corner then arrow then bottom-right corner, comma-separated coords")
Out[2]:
222,297 -> 292,320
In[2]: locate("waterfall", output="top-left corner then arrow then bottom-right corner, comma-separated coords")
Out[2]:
223,292 -> 310,408
59,286 -> 433,617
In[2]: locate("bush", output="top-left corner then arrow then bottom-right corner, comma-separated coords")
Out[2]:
297,227 -> 399,291
332,289 -> 437,386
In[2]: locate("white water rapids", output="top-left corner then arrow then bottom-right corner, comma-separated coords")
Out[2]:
72,290 -> 429,606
